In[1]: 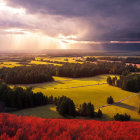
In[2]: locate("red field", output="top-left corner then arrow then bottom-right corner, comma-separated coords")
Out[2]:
0,113 -> 140,140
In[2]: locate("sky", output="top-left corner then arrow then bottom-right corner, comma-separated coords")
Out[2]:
0,0 -> 140,51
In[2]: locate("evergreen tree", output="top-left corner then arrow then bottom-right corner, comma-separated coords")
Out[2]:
97,109 -> 103,118
107,96 -> 114,104
87,102 -> 94,117
80,103 -> 87,116
107,76 -> 112,85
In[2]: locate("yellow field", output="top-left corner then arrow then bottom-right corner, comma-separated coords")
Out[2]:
32,75 -> 133,108
35,57 -> 84,63
100,94 -> 140,121
11,74 -> 140,120
0,61 -> 22,68
30,60 -> 62,66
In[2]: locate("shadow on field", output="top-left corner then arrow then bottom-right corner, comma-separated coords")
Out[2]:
75,76 -> 106,81
113,102 -> 136,111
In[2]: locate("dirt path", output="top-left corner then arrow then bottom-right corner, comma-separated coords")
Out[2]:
54,83 -> 107,89
95,93 -> 138,110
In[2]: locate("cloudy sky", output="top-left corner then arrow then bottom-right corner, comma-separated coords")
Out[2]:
0,0 -> 140,51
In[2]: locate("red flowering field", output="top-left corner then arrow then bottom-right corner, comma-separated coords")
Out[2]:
0,113 -> 140,140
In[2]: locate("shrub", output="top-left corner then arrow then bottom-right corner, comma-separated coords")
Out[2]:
80,102 -> 94,117
138,107 -> 140,114
97,109 -> 103,118
114,113 -> 131,121
56,96 -> 76,116
107,96 -> 114,104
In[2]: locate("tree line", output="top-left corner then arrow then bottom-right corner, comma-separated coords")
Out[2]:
86,57 -> 97,62
98,57 -> 140,64
0,82 -> 55,110
0,65 -> 55,84
0,62 -> 139,84
57,62 -> 138,78
107,74 -> 140,92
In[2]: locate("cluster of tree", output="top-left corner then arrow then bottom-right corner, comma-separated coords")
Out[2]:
56,96 -> 76,116
107,74 -> 140,92
56,97 -> 103,118
1,62 -> 138,84
78,103 -> 103,118
43,59 -> 70,65
86,57 -> 97,62
124,57 -> 140,64
98,57 -> 140,64
57,62 -> 138,78
0,65 -> 55,84
107,96 -> 114,104
78,102 -> 95,117
0,82 -> 52,110
114,113 -> 131,121
98,57 -> 123,61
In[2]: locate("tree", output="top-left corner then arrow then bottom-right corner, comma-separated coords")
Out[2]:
87,102 -> 94,117
56,96 -> 76,116
107,96 -> 114,104
97,109 -> 103,118
114,113 -> 130,121
80,103 -> 87,116
138,107 -> 140,114
107,76 -> 112,85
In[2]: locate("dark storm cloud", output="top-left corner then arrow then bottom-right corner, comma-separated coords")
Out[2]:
5,0 -> 140,41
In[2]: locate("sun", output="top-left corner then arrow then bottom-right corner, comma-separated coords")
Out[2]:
59,42 -> 68,49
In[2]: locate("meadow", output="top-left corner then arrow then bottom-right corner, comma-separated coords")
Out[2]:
11,104 -> 63,119
32,75 -> 133,107
11,74 -> 140,120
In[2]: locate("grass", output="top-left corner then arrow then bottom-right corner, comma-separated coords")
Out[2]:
31,75 -> 133,108
100,94 -> 140,121
10,74 -> 140,120
11,104 -> 63,119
